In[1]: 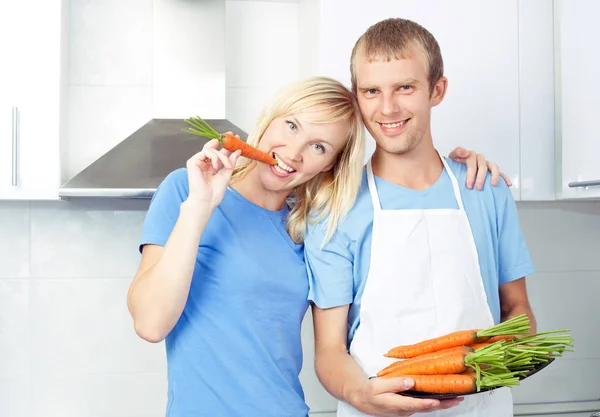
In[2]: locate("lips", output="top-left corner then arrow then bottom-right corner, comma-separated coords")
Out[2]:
272,153 -> 296,176
377,119 -> 410,135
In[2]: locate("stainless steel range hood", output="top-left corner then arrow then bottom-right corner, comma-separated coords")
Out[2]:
58,0 -> 233,199
58,119 -> 247,199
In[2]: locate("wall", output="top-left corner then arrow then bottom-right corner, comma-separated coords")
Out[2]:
1,1 -> 599,416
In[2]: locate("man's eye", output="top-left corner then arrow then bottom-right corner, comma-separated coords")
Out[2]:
367,89 -> 377,95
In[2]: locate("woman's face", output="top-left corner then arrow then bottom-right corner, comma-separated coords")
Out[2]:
255,111 -> 351,193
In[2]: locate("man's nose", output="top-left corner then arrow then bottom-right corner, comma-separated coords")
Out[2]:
381,94 -> 400,116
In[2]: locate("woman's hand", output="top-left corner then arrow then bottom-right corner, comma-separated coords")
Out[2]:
186,138 -> 242,209
448,147 -> 512,190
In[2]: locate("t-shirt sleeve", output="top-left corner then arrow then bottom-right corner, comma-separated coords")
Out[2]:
139,168 -> 190,252
304,221 -> 354,308
494,182 -> 536,284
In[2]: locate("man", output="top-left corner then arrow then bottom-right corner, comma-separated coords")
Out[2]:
304,18 -> 536,417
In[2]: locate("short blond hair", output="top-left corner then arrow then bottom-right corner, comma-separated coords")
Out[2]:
350,18 -> 444,94
230,76 -> 365,246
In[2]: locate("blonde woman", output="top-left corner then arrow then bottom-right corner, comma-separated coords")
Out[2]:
127,76 -> 503,417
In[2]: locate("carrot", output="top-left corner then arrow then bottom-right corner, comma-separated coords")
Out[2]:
385,330 -> 479,359
399,374 -> 478,394
398,371 -> 521,394
382,342 -> 507,378
378,346 -> 473,377
385,314 -> 531,359
183,116 -> 277,166
383,352 -> 471,376
469,342 -> 492,350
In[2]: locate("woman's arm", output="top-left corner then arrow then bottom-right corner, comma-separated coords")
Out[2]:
127,140 -> 241,343
127,200 -> 212,342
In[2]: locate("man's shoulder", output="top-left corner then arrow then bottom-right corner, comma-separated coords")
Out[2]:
306,169 -> 372,242
445,158 -> 512,203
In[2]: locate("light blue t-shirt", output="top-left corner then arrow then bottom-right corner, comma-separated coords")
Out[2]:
140,168 -> 310,417
304,159 -> 535,346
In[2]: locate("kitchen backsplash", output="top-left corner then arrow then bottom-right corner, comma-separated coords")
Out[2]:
2,0 -> 599,416
2,199 -> 600,417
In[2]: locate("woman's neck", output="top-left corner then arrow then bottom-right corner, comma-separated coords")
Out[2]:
231,166 -> 291,211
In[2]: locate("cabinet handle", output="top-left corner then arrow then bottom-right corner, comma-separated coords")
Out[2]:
11,107 -> 19,186
568,180 -> 600,188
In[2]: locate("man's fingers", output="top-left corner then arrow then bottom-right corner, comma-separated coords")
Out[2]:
500,171 -> 513,187
475,153 -> 487,190
487,162 -> 500,186
464,150 -> 477,189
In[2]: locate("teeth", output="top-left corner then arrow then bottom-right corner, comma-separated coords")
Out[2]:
273,154 -> 295,173
381,120 -> 407,128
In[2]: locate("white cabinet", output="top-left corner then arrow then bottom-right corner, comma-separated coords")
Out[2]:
554,0 -> 600,199
300,0 -> 522,200
0,1 -> 64,200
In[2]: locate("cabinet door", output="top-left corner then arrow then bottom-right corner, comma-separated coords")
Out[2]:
0,1 -> 61,200
555,0 -> 600,199
312,0 -> 521,200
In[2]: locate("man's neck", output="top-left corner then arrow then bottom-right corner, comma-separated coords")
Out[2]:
371,140 -> 443,191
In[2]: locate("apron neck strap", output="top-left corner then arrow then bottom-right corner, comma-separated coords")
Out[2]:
367,154 -> 466,212
439,154 -> 465,211
366,160 -> 381,212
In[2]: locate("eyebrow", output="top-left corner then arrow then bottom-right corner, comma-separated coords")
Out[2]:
289,116 -> 336,149
358,78 -> 420,91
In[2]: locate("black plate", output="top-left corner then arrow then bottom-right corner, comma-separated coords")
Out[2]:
394,357 -> 555,400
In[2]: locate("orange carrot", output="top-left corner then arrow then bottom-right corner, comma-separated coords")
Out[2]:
184,116 -> 277,166
382,352 -> 472,377
385,314 -> 531,358
397,374 -> 477,394
469,342 -> 492,350
378,346 -> 473,377
386,330 -> 480,359
218,132 -> 277,165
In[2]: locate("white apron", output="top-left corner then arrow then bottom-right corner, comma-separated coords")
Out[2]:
337,156 -> 513,417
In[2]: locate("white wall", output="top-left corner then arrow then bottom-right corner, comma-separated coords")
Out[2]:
1,1 -> 599,416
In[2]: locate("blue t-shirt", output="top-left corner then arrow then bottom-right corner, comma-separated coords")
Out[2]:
140,168 -> 310,417
304,159 -> 535,346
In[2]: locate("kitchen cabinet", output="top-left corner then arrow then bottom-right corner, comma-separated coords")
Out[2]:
554,0 -> 600,199
0,1 -> 64,200
300,0 -> 523,200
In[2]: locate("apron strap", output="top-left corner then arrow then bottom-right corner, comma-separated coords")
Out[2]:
366,160 -> 381,212
439,154 -> 466,212
367,154 -> 466,212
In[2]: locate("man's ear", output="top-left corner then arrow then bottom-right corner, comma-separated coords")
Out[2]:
430,76 -> 448,107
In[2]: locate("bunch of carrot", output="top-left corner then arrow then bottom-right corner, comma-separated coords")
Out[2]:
183,115 -> 278,166
377,314 -> 573,395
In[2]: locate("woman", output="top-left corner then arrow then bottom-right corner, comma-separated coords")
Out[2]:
126,76 -> 505,417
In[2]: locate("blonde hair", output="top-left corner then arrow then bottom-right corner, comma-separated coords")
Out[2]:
230,76 -> 365,246
350,18 -> 444,94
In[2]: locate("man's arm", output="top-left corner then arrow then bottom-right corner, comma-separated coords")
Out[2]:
499,277 -> 537,334
312,304 -> 462,417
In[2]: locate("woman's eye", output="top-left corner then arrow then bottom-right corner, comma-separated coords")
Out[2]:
286,121 -> 297,131
313,144 -> 325,153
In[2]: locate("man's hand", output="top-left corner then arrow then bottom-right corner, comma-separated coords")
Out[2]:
349,376 -> 463,417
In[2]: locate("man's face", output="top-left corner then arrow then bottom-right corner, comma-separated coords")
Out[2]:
354,48 -> 446,155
